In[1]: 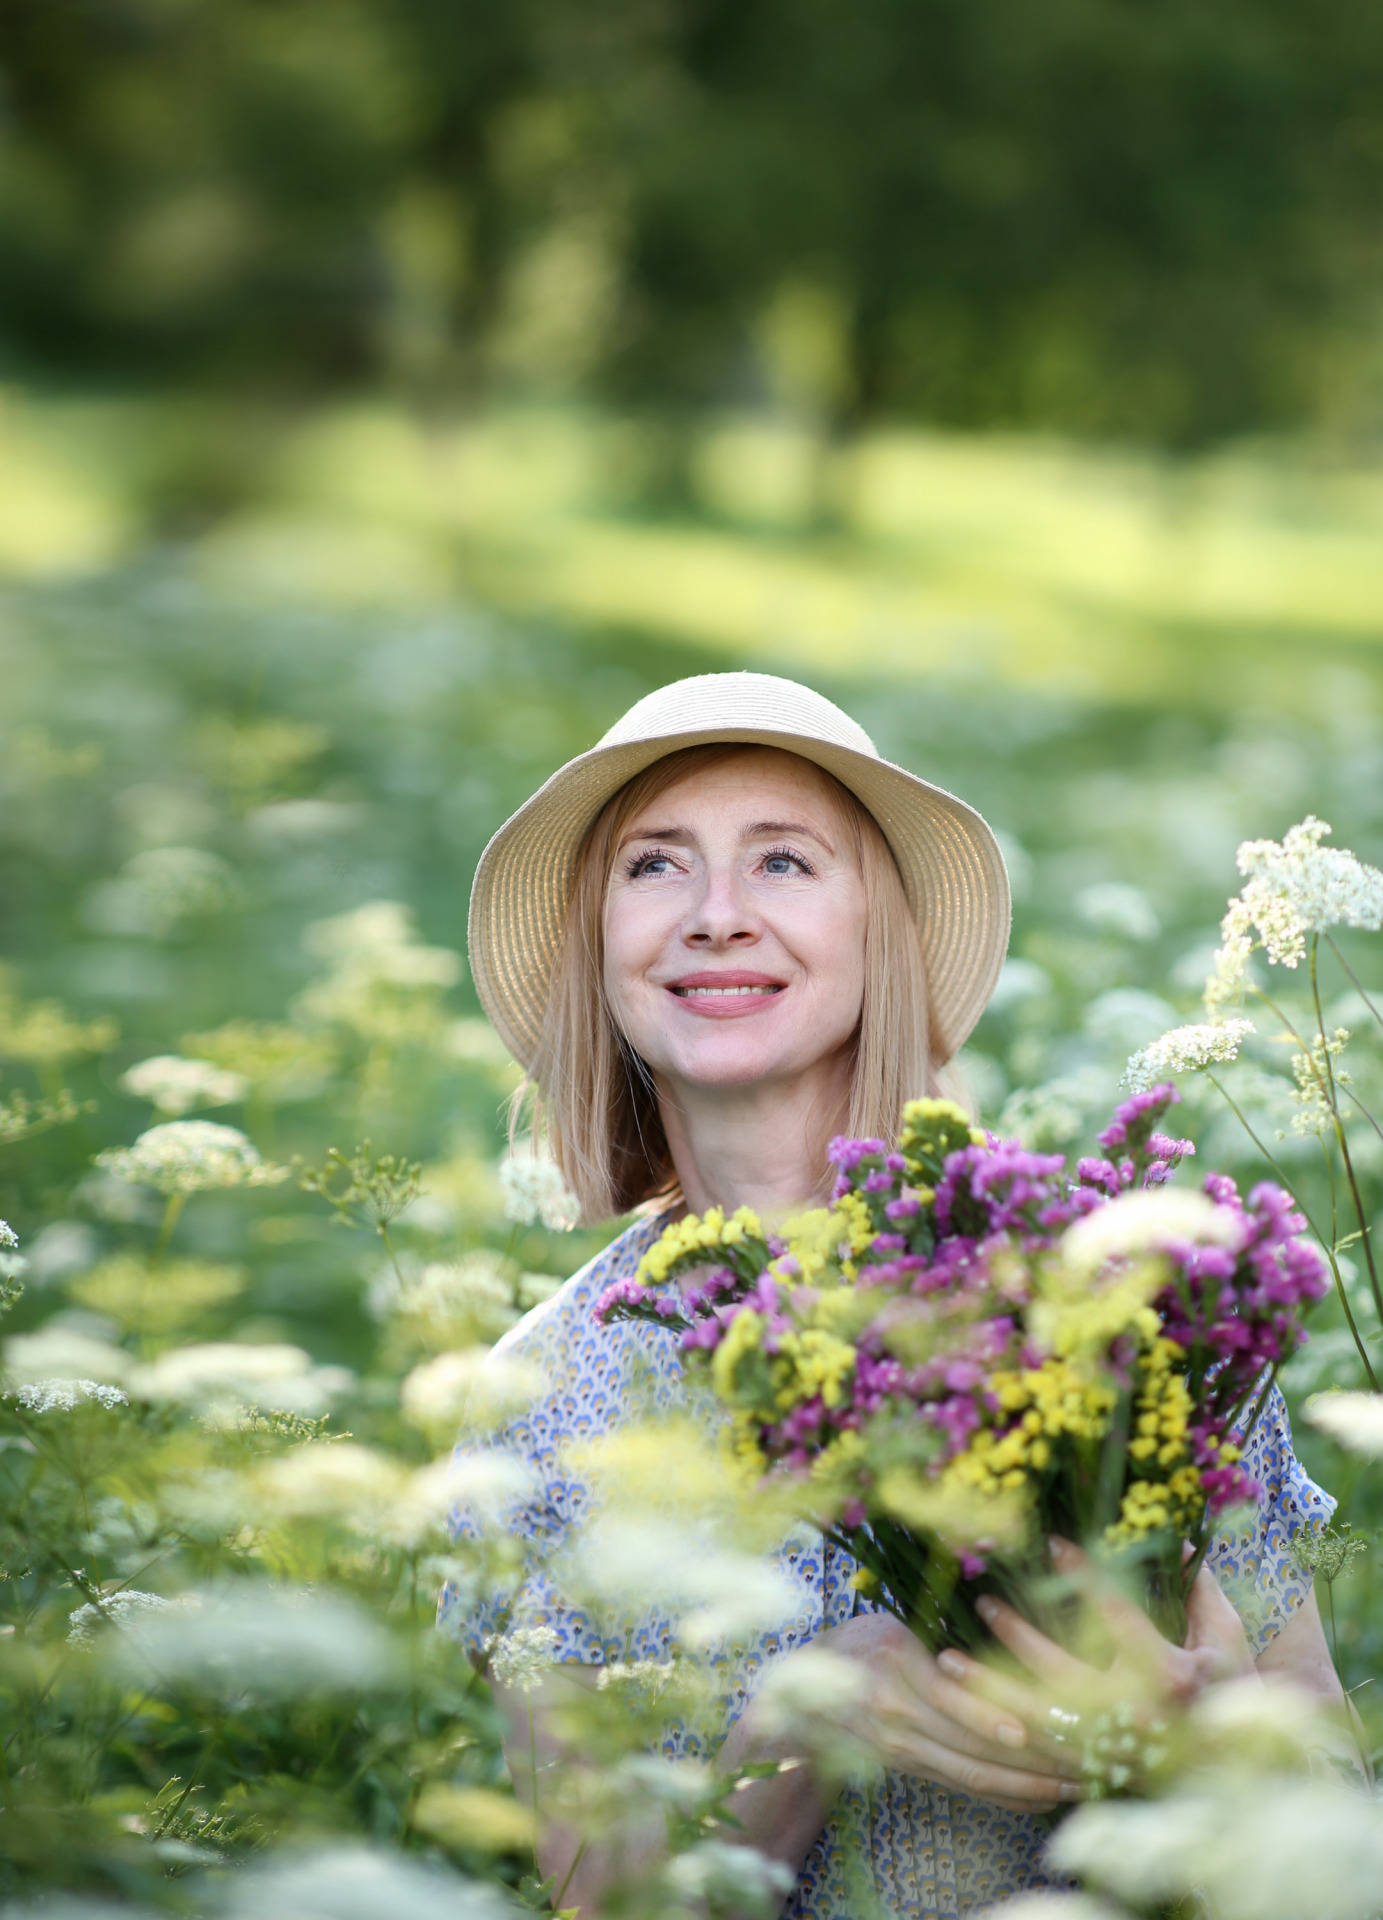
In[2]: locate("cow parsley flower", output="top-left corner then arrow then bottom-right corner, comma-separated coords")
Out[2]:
1287,1028 -> 1350,1137
499,1152 -> 579,1231
97,1120 -> 289,1194
665,1841 -> 795,1909
1306,1390 -> 1383,1457
68,1588 -> 175,1647
1123,1018 -> 1255,1091
485,1624 -> 559,1690
1206,816 -> 1383,1009
7,1377 -> 129,1413
120,1055 -> 249,1115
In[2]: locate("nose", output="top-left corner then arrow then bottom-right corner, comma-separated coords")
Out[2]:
683,862 -> 760,949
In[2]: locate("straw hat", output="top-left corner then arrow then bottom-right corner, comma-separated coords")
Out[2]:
468,672 -> 1010,1070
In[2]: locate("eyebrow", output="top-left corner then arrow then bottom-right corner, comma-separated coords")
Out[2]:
617,818 -> 837,855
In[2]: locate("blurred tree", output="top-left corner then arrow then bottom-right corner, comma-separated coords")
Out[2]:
2,0 -> 1382,442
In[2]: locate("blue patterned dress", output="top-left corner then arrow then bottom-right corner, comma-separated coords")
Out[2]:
442,1214 -> 1335,1919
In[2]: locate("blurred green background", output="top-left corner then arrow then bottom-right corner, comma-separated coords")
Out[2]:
2,0 -> 1383,1686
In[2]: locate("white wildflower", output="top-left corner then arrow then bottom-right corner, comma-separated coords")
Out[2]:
1206,817 -> 1383,1010
1075,882 -> 1161,942
129,1341 -> 353,1417
120,1054 -> 249,1115
485,1623 -> 559,1690
371,1249 -> 518,1342
1123,1017 -> 1255,1091
1050,1780 -> 1383,1920
428,1449 -> 535,1533
85,845 -> 239,938
598,1658 -> 678,1702
297,901 -> 462,1043
96,1120 -> 289,1195
221,1842 -> 515,1920
752,1647 -> 863,1741
665,1840 -> 794,1911
498,1151 -> 579,1232
105,1582 -> 398,1699
999,1077 -> 1098,1152
4,1324 -> 131,1386
1287,1029 -> 1350,1137
1305,1390 -> 1383,1457
68,1588 -> 175,1647
574,1517 -> 803,1649
0,1220 -> 16,1249
7,1378 -> 128,1413
400,1347 -> 544,1434
254,1442 -> 404,1524
1062,1188 -> 1243,1278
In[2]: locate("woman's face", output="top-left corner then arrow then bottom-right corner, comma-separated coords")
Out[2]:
603,748 -> 868,1096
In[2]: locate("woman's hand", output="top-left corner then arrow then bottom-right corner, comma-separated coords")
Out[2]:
942,1537 -> 1256,1740
816,1612 -> 1086,1814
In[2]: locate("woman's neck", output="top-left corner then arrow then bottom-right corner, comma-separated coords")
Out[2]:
656,1051 -> 853,1219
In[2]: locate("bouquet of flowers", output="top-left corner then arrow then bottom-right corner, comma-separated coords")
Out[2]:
596,1086 -> 1328,1656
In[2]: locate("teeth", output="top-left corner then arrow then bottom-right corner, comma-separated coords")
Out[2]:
678,984 -> 778,996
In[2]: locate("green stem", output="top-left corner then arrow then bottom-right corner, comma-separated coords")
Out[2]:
1325,935 -> 1383,1038
554,1839 -> 588,1907
1312,940 -> 1383,1331
527,1696 -> 540,1836
1327,1578 -> 1340,1671
1204,1074 -> 1321,1237
151,1192 -> 186,1265
378,1222 -> 406,1291
1208,1069 -> 1377,1386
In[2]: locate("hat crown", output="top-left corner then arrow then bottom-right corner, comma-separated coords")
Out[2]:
597,671 -> 879,760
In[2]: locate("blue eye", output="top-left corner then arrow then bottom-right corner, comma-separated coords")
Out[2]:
625,850 -> 676,879
762,846 -> 814,877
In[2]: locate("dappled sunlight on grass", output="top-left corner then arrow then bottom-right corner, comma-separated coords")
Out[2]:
4,392 -> 1383,708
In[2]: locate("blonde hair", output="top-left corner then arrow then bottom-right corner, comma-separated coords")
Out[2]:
521,744 -> 939,1222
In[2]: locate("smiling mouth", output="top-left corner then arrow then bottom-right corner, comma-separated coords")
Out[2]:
672,984 -> 782,998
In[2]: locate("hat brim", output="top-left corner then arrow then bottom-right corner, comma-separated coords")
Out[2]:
468,723 -> 1011,1072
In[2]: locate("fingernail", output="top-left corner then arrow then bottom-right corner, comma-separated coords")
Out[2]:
996,1722 -> 1026,1748
937,1650 -> 967,1679
976,1595 -> 999,1623
1059,1781 -> 1085,1800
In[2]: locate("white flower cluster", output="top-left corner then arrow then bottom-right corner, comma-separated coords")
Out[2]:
129,1340 -> 353,1417
399,1348 -> 543,1434
120,1054 -> 249,1115
1123,1017 -> 1255,1091
0,1220 -> 17,1249
1062,1189 -> 1242,1278
97,1120 -> 289,1195
68,1587 -> 175,1647
1287,1027 -> 1350,1137
499,1152 -> 579,1232
664,1840 -> 795,1909
597,1658 -> 678,1703
297,901 -> 461,1043
485,1623 -> 560,1690
370,1250 -> 519,1343
1207,816 -> 1383,1008
1306,1390 -> 1383,1457
6,1377 -> 129,1413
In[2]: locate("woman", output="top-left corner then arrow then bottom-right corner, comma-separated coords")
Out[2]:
450,671 -> 1345,1918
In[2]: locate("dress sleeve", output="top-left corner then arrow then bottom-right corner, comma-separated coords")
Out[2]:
437,1238 -> 686,1671
1203,1382 -> 1336,1656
